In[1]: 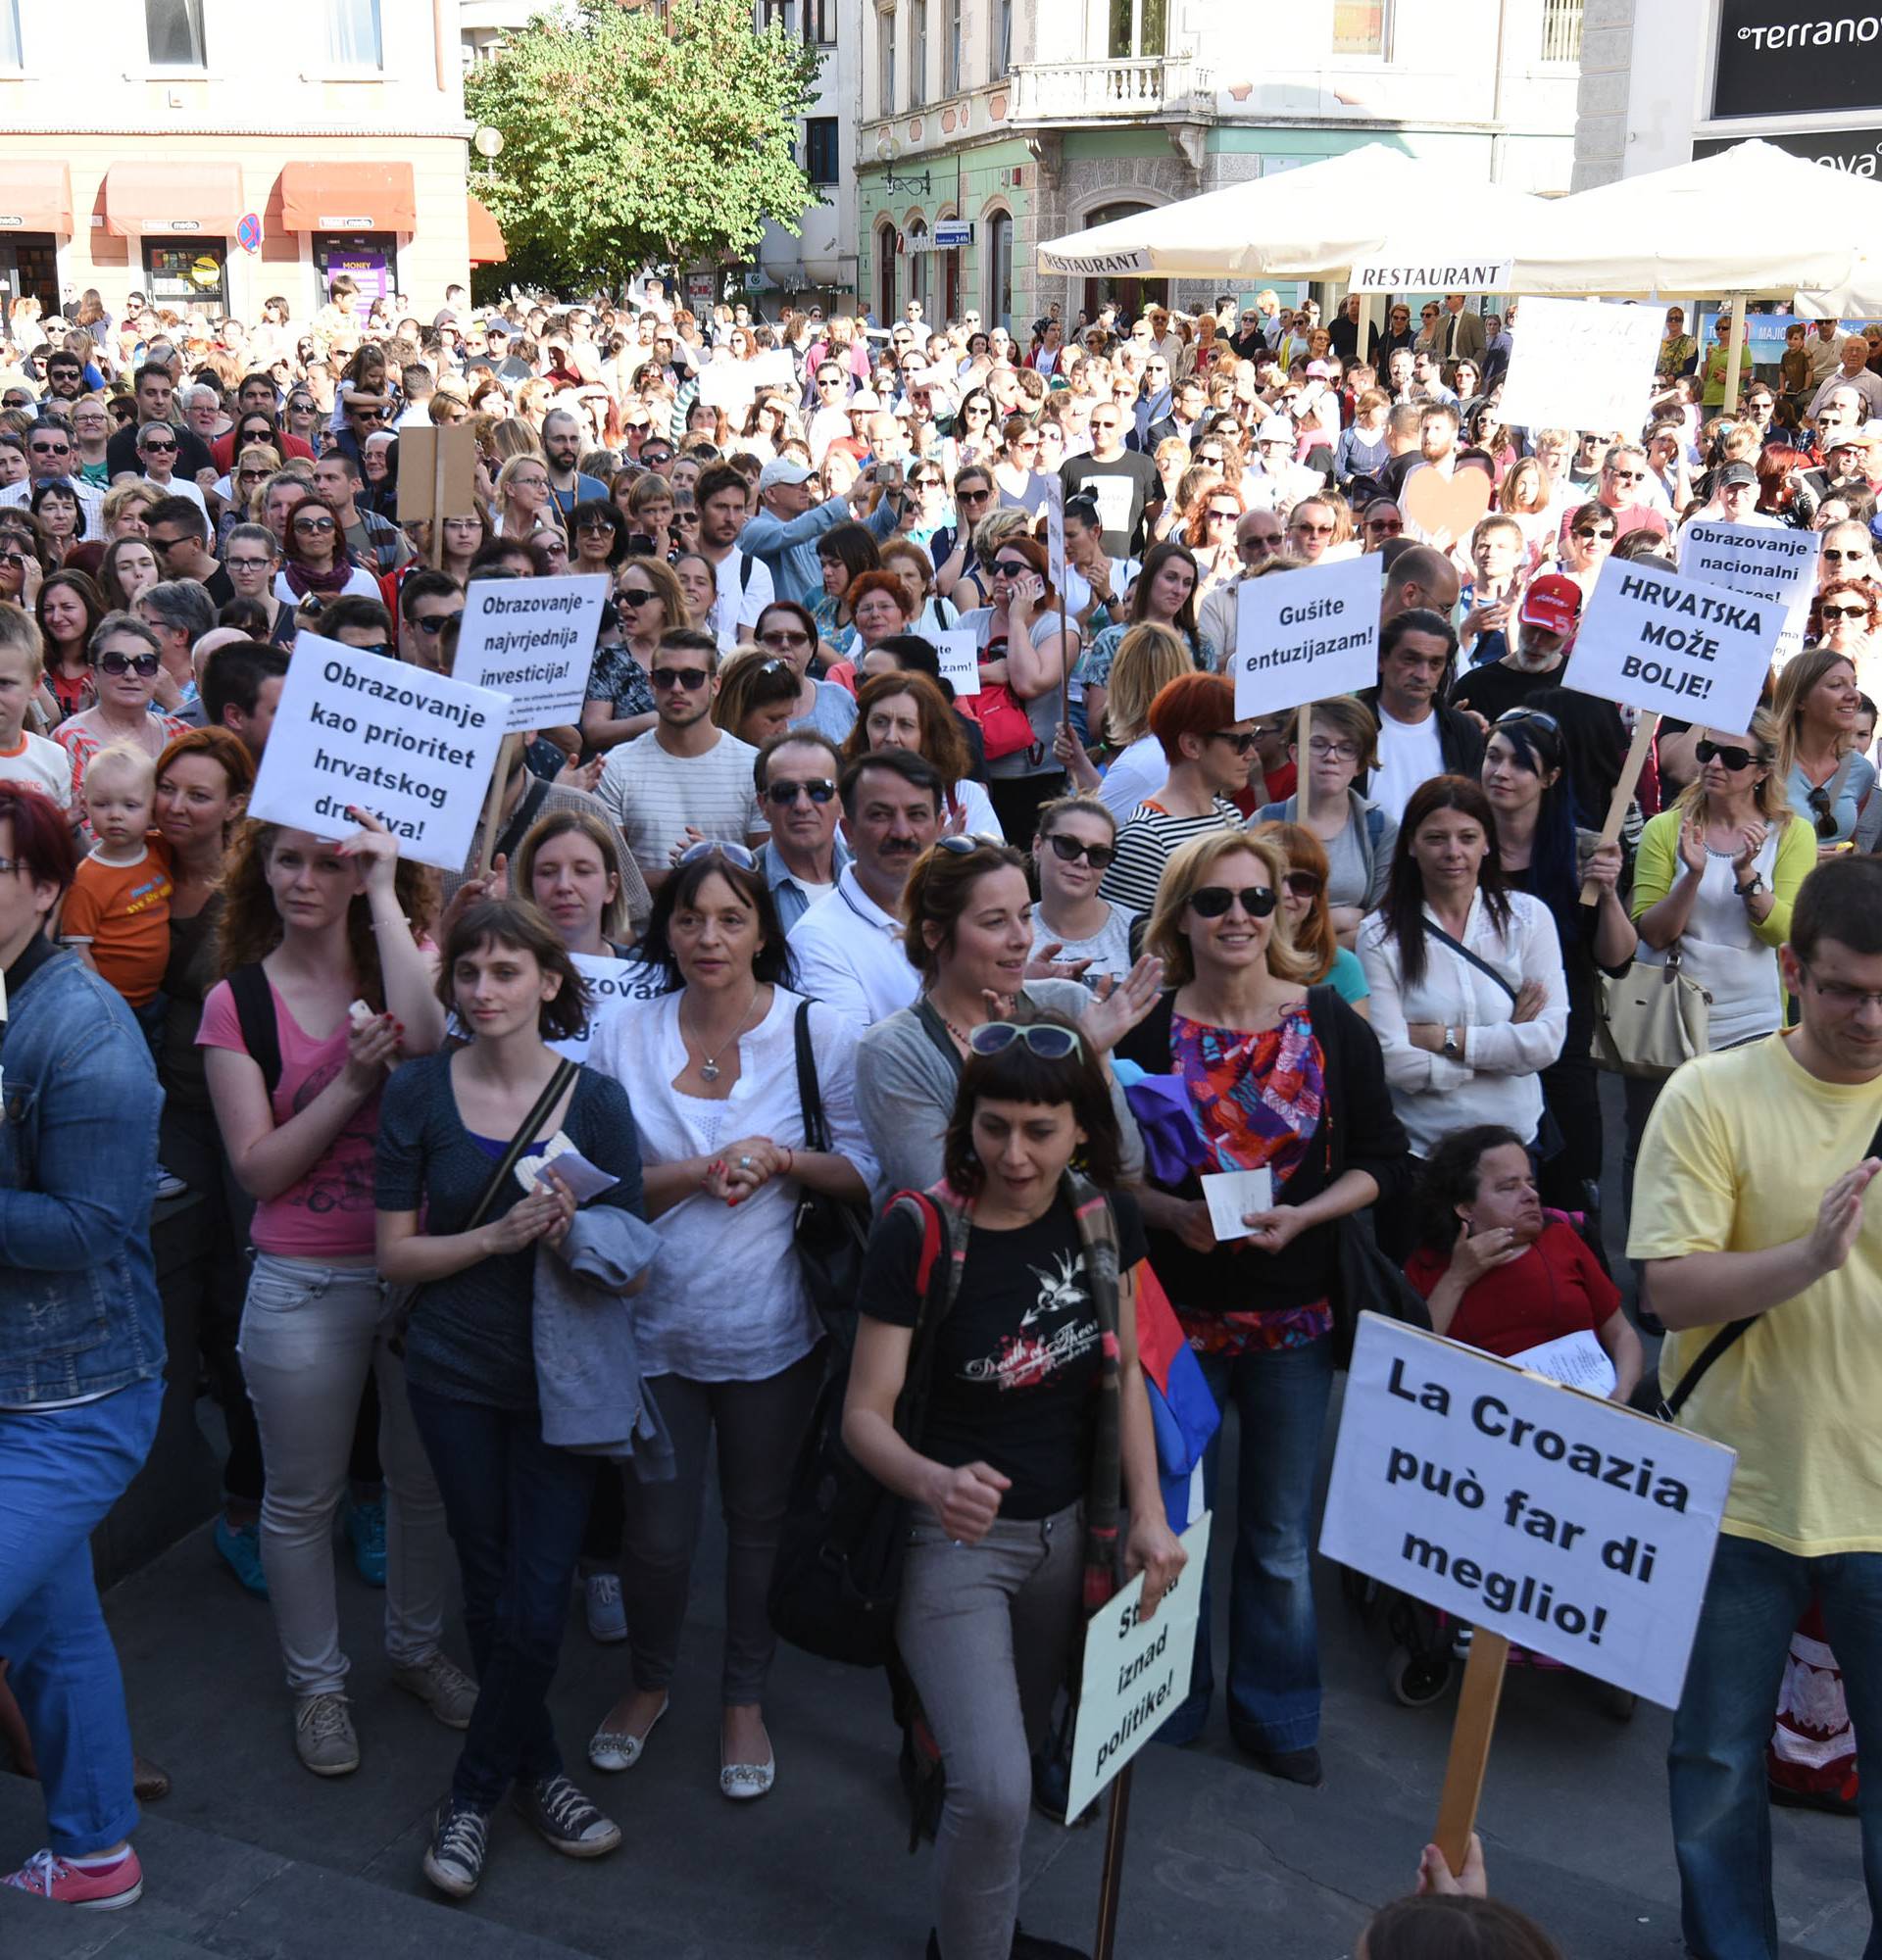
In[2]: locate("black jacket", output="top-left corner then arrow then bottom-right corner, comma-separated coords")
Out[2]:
1356,686 -> 1487,789
1114,985 -> 1409,1315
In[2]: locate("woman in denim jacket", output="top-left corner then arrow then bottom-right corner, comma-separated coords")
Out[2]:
0,783 -> 165,1913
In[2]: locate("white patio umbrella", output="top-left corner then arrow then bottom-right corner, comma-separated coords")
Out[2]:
1035,142 -> 1546,282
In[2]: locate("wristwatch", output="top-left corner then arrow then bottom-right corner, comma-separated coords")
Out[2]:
1441,1027 -> 1462,1060
1734,872 -> 1765,899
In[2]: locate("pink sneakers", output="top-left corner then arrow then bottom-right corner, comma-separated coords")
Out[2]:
1,1845 -> 144,1909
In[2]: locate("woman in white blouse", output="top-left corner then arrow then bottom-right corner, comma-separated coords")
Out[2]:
1358,776 -> 1567,1243
585,843 -> 875,1802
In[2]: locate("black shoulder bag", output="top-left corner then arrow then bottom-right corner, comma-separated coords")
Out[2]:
791,1000 -> 873,1348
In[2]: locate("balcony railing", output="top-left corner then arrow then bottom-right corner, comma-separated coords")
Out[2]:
1011,55 -> 1214,121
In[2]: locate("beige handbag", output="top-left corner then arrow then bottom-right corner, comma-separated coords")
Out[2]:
1593,943 -> 1712,1078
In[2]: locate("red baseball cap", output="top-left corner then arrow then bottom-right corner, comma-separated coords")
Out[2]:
1519,572 -> 1582,636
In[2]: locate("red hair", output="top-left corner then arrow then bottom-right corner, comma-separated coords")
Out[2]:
0,780 -> 77,892
1149,671 -> 1237,763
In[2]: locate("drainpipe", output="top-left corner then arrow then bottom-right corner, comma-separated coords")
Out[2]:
1489,0 -> 1511,183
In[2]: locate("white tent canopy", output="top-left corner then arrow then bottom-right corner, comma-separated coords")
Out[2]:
1035,143 -> 1546,283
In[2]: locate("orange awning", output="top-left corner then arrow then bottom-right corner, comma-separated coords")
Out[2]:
278,162 -> 416,233
468,194 -> 508,266
0,161 -> 73,235
101,162 -> 242,237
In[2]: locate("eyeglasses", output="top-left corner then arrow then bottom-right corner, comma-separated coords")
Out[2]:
1807,784 -> 1842,839
1189,884 -> 1278,919
1364,516 -> 1405,535
966,1020 -> 1082,1060
1820,604 -> 1871,621
1291,521 -> 1336,538
95,649 -> 161,677
226,555 -> 273,571
1607,467 -> 1648,483
140,439 -> 176,454
676,838 -> 756,869
764,777 -> 836,807
1205,507 -> 1240,522
1573,526 -> 1616,542
294,515 -> 336,532
1799,962 -> 1882,1010
1693,738 -> 1759,771
651,664 -> 712,689
758,627 -> 813,649
1209,730 -> 1260,756
1307,738 -> 1362,761
1045,832 -> 1117,871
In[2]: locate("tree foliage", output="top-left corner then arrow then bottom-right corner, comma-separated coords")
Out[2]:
466,0 -> 821,293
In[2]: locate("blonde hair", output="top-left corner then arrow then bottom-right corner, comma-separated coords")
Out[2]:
973,508 -> 1031,557
1678,707 -> 1791,828
1105,622 -> 1195,747
1146,829 -> 1316,987
82,740 -> 157,801
0,599 -> 43,679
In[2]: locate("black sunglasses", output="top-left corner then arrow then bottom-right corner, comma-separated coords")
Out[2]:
1695,739 -> 1760,772
651,664 -> 711,689
1211,730 -> 1260,756
764,777 -> 836,807
96,649 -> 162,677
1189,884 -> 1278,919
1807,783 -> 1842,838
1045,832 -> 1116,871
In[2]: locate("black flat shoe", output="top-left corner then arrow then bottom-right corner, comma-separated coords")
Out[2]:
1242,1740 -> 1324,1788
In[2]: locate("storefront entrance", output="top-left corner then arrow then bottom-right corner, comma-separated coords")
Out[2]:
144,238 -> 229,312
314,232 -> 398,321
0,234 -> 59,334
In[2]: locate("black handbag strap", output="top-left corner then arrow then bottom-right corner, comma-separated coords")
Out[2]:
1419,918 -> 1520,1005
1659,1103 -> 1882,1421
792,999 -> 832,1152
474,1057 -> 580,1229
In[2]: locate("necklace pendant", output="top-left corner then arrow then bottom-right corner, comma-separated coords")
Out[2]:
699,1057 -> 720,1083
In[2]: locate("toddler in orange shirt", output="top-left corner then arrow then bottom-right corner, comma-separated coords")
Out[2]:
60,741 -> 172,1018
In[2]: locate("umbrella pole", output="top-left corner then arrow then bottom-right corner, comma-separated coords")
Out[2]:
1722,293 -> 1747,415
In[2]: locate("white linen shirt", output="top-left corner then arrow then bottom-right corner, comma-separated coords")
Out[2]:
786,863 -> 920,1034
1357,887 -> 1568,1157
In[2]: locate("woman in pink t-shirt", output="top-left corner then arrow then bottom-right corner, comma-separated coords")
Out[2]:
199,809 -> 469,1780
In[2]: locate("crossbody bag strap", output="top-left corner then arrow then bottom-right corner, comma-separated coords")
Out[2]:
471,1057 -> 580,1231
1420,917 -> 1520,1006
792,999 -> 832,1152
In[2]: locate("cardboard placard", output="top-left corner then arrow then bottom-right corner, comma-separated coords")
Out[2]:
396,422 -> 479,527
1040,474 -> 1067,592
1065,1513 -> 1212,1822
933,628 -> 982,698
1563,559 -> 1779,733
450,574 -> 609,733
248,634 -> 511,873
1349,258 -> 1513,294
1319,1316 -> 1735,1709
1494,297 -> 1664,440
1675,518 -> 1820,668
1233,554 -> 1383,719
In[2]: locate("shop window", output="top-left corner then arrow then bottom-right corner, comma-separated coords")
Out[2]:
146,0 -> 206,66
1331,0 -> 1387,56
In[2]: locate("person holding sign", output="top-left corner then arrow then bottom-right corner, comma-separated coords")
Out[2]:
844,1018 -> 1182,1960
1113,830 -> 1407,1781
1629,856 -> 1882,1960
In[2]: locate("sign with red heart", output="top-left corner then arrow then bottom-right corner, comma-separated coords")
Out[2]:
1403,466 -> 1493,550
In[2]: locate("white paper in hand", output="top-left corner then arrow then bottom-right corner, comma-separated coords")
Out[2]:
1200,1167 -> 1272,1242
1510,1328 -> 1618,1397
514,1131 -> 620,1203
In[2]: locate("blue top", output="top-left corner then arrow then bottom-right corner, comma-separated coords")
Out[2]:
1788,755 -> 1875,845
1326,945 -> 1369,1005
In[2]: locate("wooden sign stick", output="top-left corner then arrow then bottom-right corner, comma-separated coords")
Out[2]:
1092,1761 -> 1135,1960
1434,1629 -> 1510,1876
427,430 -> 447,570
1579,712 -> 1658,906
476,732 -> 519,879
1297,702 -> 1312,824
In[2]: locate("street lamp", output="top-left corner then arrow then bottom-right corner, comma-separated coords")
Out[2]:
874,128 -> 930,198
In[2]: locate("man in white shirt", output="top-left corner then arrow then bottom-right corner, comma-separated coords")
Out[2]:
692,463 -> 773,654
1809,344 -> 1882,424
594,627 -> 768,887
1360,607 -> 1485,825
0,419 -> 104,534
787,749 -> 942,1034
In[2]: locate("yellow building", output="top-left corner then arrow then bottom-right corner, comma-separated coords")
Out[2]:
0,0 -> 501,327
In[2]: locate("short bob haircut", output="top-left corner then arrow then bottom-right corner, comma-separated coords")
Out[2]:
1104,621 -> 1195,748
846,568 -> 916,621
513,806 -> 634,944
1414,1123 -> 1529,1252
845,669 -> 970,787
1146,828 -> 1316,988
0,777 -> 77,895
635,845 -> 793,992
1148,670 -> 1237,765
1793,850 -> 1882,963
87,609 -> 162,663
437,898 -> 590,1042
814,519 -> 882,585
1296,692 -> 1380,773
900,836 -> 1030,982
941,1008 -> 1124,1198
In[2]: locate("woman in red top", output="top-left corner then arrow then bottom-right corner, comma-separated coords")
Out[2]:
1404,1125 -> 1642,1400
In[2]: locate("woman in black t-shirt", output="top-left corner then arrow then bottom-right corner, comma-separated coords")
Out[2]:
845,1018 -> 1183,1960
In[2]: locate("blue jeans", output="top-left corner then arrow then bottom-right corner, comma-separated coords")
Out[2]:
1160,1336 -> 1333,1754
1670,1533 -> 1882,1960
0,1379 -> 162,1854
407,1385 -> 597,1812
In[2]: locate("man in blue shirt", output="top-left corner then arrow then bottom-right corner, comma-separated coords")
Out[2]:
738,458 -> 904,607
542,408 -> 610,520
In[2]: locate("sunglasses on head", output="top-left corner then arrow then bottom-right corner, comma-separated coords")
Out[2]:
1189,884 -> 1277,919
966,1020 -> 1082,1060
764,777 -> 835,807
651,663 -> 711,689
676,838 -> 756,870
96,649 -> 161,677
934,834 -> 1004,857
1695,738 -> 1760,771
1044,832 -> 1116,871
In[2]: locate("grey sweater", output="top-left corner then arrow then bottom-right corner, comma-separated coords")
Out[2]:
855,978 -> 1146,1201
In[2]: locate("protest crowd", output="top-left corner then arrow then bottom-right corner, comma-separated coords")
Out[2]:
0,266 -> 1879,1960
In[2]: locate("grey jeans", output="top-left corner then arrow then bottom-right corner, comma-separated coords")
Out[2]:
237,1252 -> 449,1698
896,1499 -> 1085,1960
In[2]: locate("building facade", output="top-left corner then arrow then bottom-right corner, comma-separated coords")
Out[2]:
747,0 -> 861,311
0,0 -> 474,330
856,0 -> 1585,334
1574,0 -> 1882,188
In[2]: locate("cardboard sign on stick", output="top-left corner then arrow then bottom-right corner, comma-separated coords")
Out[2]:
1233,555 -> 1382,720
450,574 -> 609,734
1676,519 -> 1820,668
1494,297 -> 1663,439
1563,558 -> 1779,734
396,423 -> 479,527
1319,1315 -> 1735,1710
248,636 -> 511,874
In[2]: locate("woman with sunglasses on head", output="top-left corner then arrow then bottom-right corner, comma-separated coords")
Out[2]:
1478,710 -> 1634,1209
52,612 -> 188,806
1357,776 -> 1568,1244
34,569 -> 104,724
1245,820 -> 1369,1015
1559,500 -> 1616,599
581,556 -> 687,757
273,495 -> 379,610
1029,794 -> 1138,989
585,842 -> 874,1801
752,598 -> 859,740
711,649 -> 801,750
1112,828 -> 1405,1778
845,1010 -> 1180,1960
1773,646 -> 1872,850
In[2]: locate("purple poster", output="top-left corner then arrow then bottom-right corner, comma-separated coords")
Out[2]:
325,243 -> 389,322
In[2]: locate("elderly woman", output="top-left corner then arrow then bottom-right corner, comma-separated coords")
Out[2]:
51,612 -> 189,805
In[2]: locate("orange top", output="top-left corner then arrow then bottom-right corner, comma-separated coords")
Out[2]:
61,843 -> 173,1006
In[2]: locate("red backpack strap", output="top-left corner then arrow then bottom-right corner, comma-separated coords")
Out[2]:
888,1188 -> 945,1300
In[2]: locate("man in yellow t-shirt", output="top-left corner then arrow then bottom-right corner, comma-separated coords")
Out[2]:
1630,854 -> 1882,1960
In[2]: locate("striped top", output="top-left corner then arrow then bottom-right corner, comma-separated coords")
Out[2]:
1098,797 -> 1244,914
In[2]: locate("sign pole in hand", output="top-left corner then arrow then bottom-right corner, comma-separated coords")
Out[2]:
478,732 -> 519,879
1579,713 -> 1657,906
1434,1629 -> 1511,1876
1297,703 -> 1312,825
428,436 -> 447,570
1092,1762 -> 1135,1960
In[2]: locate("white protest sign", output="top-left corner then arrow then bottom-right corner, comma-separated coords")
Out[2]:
1563,558 -> 1778,733
1040,473 -> 1067,592
451,574 -> 608,734
1349,257 -> 1513,295
933,628 -> 982,698
1494,297 -> 1663,438
248,635 -> 510,873
1233,553 -> 1382,719
695,360 -> 755,412
1676,519 -> 1820,668
1065,1512 -> 1211,1822
550,953 -> 667,1062
1319,1316 -> 1735,1707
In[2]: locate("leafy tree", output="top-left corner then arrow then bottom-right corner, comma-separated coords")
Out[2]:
467,0 -> 821,294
